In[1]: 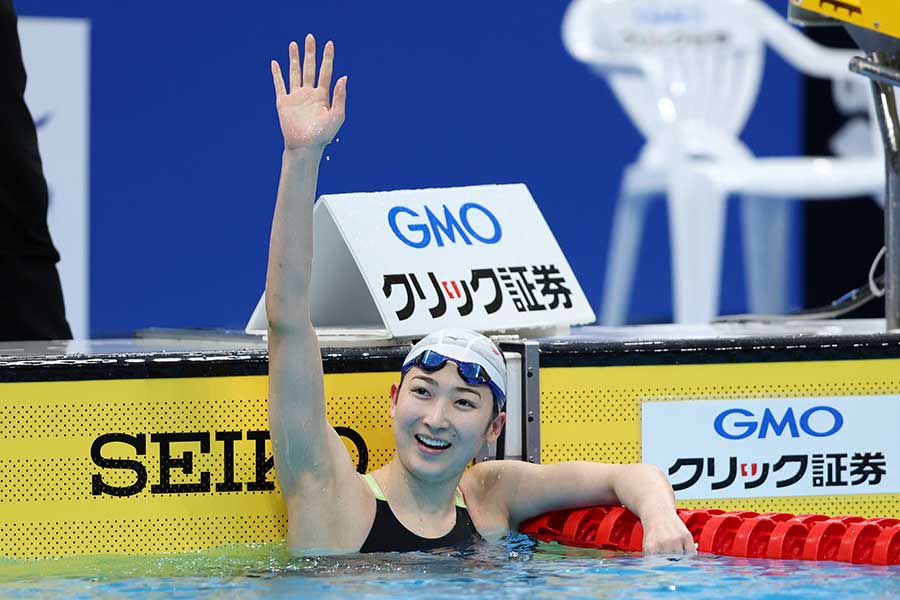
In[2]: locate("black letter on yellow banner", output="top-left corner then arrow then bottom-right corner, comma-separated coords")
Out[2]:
335,426 -> 369,474
91,433 -> 148,496
215,431 -> 243,492
150,432 -> 212,494
246,430 -> 275,491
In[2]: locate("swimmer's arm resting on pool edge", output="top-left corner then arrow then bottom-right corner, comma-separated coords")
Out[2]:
469,460 -> 695,554
265,36 -> 372,552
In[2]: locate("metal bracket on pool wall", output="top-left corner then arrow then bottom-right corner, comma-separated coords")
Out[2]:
474,340 -> 541,464
498,339 -> 541,464
522,341 -> 541,464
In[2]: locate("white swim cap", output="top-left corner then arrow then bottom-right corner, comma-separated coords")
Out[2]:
402,328 -> 507,410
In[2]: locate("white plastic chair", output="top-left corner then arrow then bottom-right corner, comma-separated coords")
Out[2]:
562,0 -> 884,324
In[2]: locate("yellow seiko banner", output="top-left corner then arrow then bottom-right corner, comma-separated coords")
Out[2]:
794,0 -> 900,39
540,358 -> 900,519
0,372 -> 396,558
4,352 -> 900,558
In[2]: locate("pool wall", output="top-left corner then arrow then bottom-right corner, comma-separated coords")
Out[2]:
2,331 -> 900,558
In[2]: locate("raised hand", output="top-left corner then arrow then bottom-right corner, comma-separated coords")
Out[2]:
271,34 -> 347,151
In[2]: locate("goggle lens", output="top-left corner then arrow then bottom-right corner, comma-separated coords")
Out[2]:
402,350 -> 504,407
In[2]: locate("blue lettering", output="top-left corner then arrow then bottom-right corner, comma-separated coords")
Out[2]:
799,406 -> 843,438
714,405 -> 844,440
758,407 -> 799,439
388,202 -> 503,248
388,206 -> 430,249
425,205 -> 471,247
713,408 -> 756,440
460,202 -> 502,244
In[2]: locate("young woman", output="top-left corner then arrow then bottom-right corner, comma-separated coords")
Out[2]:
266,34 -> 695,554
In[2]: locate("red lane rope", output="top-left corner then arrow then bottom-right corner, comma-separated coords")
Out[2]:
518,507 -> 900,565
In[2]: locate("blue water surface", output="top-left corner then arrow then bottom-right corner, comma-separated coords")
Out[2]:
0,535 -> 897,599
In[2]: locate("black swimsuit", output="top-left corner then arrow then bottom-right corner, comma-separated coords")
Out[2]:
359,473 -> 483,553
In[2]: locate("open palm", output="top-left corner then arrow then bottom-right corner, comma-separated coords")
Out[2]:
271,34 -> 346,150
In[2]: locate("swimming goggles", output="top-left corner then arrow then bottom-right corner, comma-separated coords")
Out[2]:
401,350 -> 506,409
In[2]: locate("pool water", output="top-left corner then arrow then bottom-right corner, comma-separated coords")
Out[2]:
0,535 -> 897,599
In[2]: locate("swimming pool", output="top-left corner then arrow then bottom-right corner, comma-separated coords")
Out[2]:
1,537 -> 898,599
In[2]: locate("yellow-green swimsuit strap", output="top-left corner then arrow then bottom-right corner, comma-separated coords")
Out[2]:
363,473 -> 467,508
362,473 -> 387,501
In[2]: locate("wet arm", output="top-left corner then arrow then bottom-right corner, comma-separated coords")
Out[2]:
265,37 -> 350,497
479,460 -> 693,552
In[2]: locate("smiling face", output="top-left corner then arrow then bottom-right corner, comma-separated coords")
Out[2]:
390,361 -> 505,483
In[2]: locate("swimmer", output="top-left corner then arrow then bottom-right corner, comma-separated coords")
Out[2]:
265,34 -> 695,555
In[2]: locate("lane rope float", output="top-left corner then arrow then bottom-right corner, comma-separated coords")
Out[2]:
519,506 -> 900,564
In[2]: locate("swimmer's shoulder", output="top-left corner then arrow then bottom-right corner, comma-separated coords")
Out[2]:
460,460 -> 528,534
463,459 -> 533,493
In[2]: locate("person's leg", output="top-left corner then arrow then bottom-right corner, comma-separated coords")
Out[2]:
0,0 -> 72,341
0,254 -> 71,341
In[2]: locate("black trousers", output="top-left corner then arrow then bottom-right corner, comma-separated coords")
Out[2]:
0,254 -> 71,341
0,0 -> 72,341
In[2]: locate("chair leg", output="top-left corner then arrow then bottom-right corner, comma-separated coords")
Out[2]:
742,197 -> 791,315
600,183 -> 654,326
667,170 -> 728,324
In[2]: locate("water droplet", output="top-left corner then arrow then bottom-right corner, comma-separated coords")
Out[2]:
325,155 -> 331,161
335,137 -> 340,143
668,585 -> 677,591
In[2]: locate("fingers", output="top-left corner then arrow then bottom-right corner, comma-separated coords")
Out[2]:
271,60 -> 286,98
643,533 -> 697,555
318,40 -> 334,96
680,535 -> 697,554
281,35 -> 342,103
302,33 -> 317,88
289,40 -> 301,92
332,75 -> 348,116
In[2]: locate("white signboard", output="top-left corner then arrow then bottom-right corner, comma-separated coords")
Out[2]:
19,18 -> 91,339
248,184 -> 595,338
642,396 -> 900,500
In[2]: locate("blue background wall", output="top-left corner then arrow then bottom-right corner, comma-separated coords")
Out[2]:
16,0 -> 802,336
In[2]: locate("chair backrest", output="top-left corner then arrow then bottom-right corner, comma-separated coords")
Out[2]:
562,0 -> 765,148
831,75 -> 882,158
